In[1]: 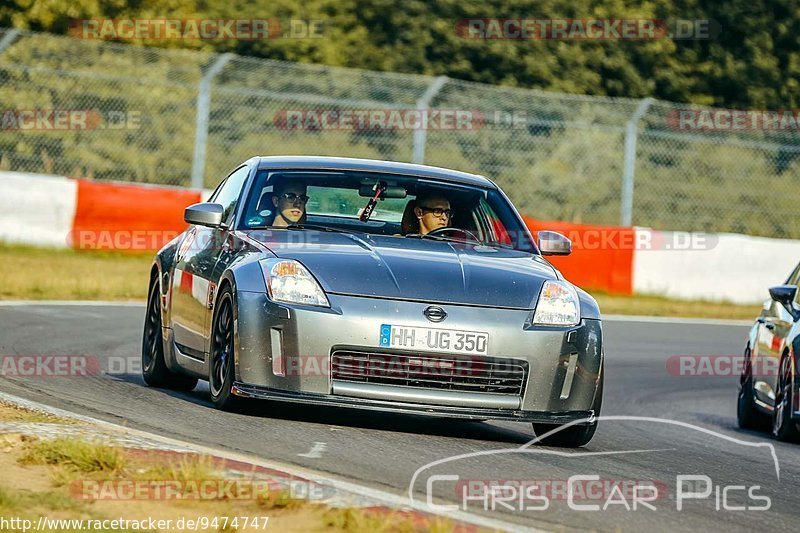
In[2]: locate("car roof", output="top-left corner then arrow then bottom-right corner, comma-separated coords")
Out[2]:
254,156 -> 496,189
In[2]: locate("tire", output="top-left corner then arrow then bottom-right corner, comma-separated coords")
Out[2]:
737,346 -> 770,430
772,350 -> 800,442
208,286 -> 243,411
142,277 -> 198,392
532,369 -> 603,448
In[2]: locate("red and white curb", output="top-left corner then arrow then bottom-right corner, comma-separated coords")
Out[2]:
0,390 -> 543,533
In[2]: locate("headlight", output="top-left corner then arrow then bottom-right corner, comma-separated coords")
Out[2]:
532,280 -> 580,326
260,259 -> 329,307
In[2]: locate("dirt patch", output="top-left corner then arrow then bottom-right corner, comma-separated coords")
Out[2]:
0,432 -> 457,532
0,402 -> 74,424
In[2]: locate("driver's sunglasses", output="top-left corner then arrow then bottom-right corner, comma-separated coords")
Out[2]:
419,206 -> 452,218
281,192 -> 310,204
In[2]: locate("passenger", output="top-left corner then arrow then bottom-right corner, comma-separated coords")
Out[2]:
271,182 -> 309,227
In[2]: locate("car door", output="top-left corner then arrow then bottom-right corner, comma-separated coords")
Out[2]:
171,165 -> 251,359
754,262 -> 800,406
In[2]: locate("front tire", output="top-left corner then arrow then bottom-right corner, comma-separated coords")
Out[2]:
737,346 -> 769,430
142,277 -> 198,392
772,351 -> 800,442
532,369 -> 603,447
208,286 -> 242,411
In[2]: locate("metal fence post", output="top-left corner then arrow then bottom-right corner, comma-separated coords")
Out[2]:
190,53 -> 233,189
621,97 -> 654,226
412,76 -> 448,165
0,29 -> 20,56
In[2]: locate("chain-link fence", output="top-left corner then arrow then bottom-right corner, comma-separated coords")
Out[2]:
1,28 -> 798,238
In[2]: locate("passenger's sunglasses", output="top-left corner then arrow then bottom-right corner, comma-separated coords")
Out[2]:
419,206 -> 452,218
281,192 -> 310,204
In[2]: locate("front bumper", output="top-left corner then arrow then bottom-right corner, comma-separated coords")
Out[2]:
231,382 -> 596,423
234,291 -> 603,415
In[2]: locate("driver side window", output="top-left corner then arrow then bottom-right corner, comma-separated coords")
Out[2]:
211,166 -> 251,224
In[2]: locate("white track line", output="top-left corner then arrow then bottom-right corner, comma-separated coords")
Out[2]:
0,390 -> 543,533
603,314 -> 752,326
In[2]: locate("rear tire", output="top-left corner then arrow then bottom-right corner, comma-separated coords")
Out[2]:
737,346 -> 769,430
532,369 -> 603,447
208,286 -> 243,411
772,351 -> 800,442
142,277 -> 198,392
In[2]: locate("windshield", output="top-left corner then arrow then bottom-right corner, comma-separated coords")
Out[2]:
238,169 -> 538,253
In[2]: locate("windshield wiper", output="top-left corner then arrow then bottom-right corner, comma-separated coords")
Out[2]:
407,234 -> 517,249
405,233 -> 467,244
286,223 -> 350,233
483,240 -> 515,250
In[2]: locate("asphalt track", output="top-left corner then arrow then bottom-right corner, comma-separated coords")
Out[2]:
1,303 -> 798,532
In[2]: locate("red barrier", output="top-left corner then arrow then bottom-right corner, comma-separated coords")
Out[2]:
70,180 -> 200,251
523,217 -> 634,295
65,180 -> 634,294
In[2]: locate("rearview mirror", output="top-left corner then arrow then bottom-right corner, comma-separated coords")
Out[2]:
769,284 -> 800,320
538,230 -> 572,256
358,184 -> 407,199
185,202 -> 224,228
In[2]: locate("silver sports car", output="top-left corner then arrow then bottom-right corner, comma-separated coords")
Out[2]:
142,156 -> 603,447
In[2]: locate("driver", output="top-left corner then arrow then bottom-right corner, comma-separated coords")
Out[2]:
271,182 -> 309,227
414,193 -> 451,235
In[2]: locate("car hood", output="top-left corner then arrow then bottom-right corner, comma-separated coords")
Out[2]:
245,230 -> 557,309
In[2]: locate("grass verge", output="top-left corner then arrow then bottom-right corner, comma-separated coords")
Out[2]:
593,292 -> 760,320
0,244 -> 152,301
0,243 -> 762,319
0,403 -> 460,532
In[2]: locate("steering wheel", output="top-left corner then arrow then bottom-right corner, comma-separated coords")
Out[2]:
426,227 -> 481,243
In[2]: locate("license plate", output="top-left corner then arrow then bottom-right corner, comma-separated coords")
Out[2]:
379,324 -> 489,355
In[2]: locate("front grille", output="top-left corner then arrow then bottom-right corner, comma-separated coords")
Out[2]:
331,350 -> 527,395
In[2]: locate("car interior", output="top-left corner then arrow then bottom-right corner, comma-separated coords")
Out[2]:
234,169 -> 529,252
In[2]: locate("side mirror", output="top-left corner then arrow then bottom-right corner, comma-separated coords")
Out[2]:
769,284 -> 800,320
538,230 -> 572,256
184,202 -> 225,228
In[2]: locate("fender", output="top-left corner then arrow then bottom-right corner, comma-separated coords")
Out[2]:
746,322 -> 760,358
154,235 -> 182,328
576,287 -> 601,321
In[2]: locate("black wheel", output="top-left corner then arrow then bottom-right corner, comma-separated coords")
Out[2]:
208,286 -> 242,411
142,277 -> 198,391
532,369 -> 603,447
737,346 -> 769,430
772,351 -> 800,442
